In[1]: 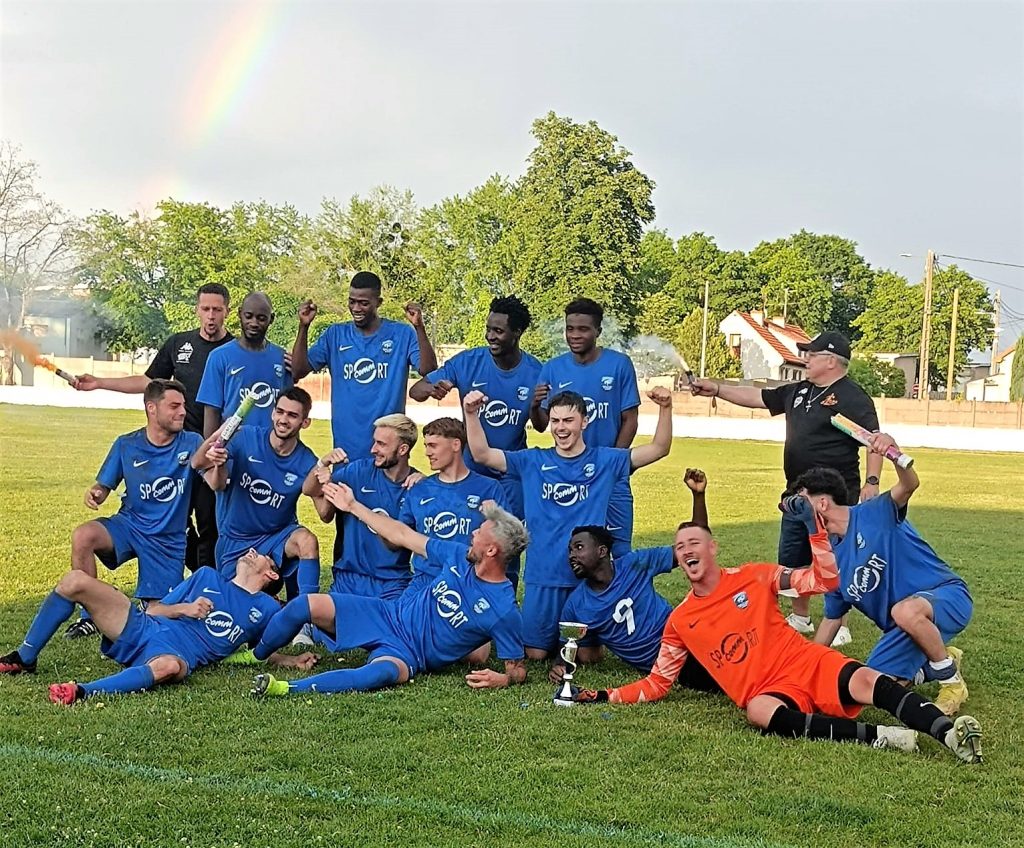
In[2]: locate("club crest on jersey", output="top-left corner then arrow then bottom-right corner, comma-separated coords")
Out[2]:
249,607 -> 263,623
517,386 -> 529,402
856,532 -> 865,549
273,363 -> 284,378
821,393 -> 838,406
793,395 -> 804,408
583,463 -> 596,479
176,342 -> 193,363
466,495 -> 481,510
177,451 -> 190,465
283,473 -> 298,487
732,592 -> 749,610
601,376 -> 614,391
381,339 -> 394,355
473,597 -> 490,614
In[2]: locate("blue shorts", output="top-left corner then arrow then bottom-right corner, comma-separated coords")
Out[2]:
521,584 -> 575,652
216,524 -> 302,579
96,514 -> 185,600
866,582 -> 974,679
101,604 -> 190,673
315,593 -> 417,674
330,569 -> 409,601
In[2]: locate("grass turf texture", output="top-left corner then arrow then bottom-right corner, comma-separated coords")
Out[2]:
1,404 -> 1022,848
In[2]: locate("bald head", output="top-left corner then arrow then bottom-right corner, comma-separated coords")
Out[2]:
238,291 -> 274,345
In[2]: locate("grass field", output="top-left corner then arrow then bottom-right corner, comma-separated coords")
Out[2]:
1,404 -> 1022,848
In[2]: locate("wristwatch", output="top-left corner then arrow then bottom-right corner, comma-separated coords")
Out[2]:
865,475 -> 879,486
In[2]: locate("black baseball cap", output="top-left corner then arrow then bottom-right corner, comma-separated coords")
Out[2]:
797,331 -> 851,359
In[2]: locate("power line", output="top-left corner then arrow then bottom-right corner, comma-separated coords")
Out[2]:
939,253 -> 1024,270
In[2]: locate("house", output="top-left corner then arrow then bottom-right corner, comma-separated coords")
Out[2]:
964,344 -> 1016,402
867,352 -> 918,398
719,310 -> 810,382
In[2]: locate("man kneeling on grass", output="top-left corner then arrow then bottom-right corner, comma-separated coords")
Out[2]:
0,553 -> 317,704
572,504 -> 983,764
249,483 -> 527,698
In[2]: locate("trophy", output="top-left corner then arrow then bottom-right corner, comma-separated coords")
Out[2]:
552,621 -> 589,707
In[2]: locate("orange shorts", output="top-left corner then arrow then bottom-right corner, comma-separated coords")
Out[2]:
755,642 -> 863,719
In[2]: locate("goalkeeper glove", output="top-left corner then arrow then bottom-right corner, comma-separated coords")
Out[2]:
575,688 -> 610,704
779,494 -> 819,535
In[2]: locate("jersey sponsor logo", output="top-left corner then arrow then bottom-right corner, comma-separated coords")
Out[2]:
613,597 -> 636,634
517,386 -> 529,402
345,357 -> 388,384
204,609 -> 246,643
246,382 -> 279,408
601,376 -> 614,391
176,342 -> 193,363
848,554 -> 885,600
381,339 -> 394,355
366,507 -> 389,536
133,458 -> 149,468
558,381 -> 573,389
239,473 -> 286,509
583,463 -> 595,479
249,607 -> 263,623
177,451 -> 189,465
431,580 -> 469,628
466,494 -> 480,510
583,396 -> 610,424
483,398 -> 523,428
473,597 -> 490,614
425,511 -> 470,539
708,629 -> 759,668
229,366 -> 246,376
732,591 -> 749,610
542,482 -> 589,507
283,473 -> 298,487
140,476 -> 185,502
338,345 -> 354,352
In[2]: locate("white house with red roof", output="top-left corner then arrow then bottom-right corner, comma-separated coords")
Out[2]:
965,344 -> 1017,401
719,310 -> 810,382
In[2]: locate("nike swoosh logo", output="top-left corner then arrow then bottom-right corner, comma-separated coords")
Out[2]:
133,459 -> 149,467
471,381 -> 487,388
688,621 -> 699,629
420,497 -> 435,505
247,456 -> 263,464
606,525 -> 623,532
201,588 -> 221,595
449,566 -> 460,575
229,366 -> 245,376
338,345 -> 354,352
558,381 -> 573,388
541,464 -> 558,471
360,486 -> 376,494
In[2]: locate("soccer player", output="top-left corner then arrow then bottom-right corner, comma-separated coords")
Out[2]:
550,469 -> 717,685
63,379 -> 204,639
0,551 -> 317,704
193,387 -> 325,599
690,331 -> 881,639
249,483 -> 527,697
197,291 -> 292,436
464,386 -> 675,660
73,283 -> 233,572
573,509 -> 983,764
794,435 -> 972,715
303,414 -> 419,601
409,294 -> 542,518
289,271 -> 438,561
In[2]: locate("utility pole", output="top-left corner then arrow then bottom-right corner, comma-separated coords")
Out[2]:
783,288 -> 789,323
990,290 -> 1001,375
917,249 -> 935,400
945,286 -> 960,400
699,279 -> 710,378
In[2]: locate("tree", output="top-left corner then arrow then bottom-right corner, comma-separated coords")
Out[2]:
748,240 -> 832,335
848,355 -> 906,398
675,307 -> 741,379
1010,335 -> 1024,402
0,143 -> 74,383
852,270 -> 920,353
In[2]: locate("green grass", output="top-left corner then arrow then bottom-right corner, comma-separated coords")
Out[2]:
1,404 -> 1022,848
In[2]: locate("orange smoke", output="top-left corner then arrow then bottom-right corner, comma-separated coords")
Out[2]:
0,330 -> 74,383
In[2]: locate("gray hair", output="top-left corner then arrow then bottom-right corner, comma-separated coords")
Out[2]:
834,354 -> 850,370
481,501 -> 529,563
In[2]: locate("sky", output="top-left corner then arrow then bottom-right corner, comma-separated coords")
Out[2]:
2,0 -> 1022,350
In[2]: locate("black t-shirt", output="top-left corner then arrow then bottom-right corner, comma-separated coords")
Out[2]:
761,375 -> 879,500
146,329 -> 234,433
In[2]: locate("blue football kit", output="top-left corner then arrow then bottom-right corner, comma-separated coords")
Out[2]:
95,428 -> 204,598
197,340 -> 292,430
425,346 -> 542,515
307,320 -> 420,459
215,426 -> 318,580
825,493 -> 973,678
560,547 -> 675,672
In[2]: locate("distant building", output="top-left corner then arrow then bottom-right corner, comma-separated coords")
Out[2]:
865,352 -> 918,398
965,344 -> 1016,402
719,310 -> 810,382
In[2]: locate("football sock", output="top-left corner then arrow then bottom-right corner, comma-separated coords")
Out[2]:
928,656 -> 958,682
81,664 -> 156,697
20,592 -> 77,663
253,595 -> 310,661
288,662 -> 401,694
766,706 -> 878,744
296,559 -> 320,596
872,674 -> 953,741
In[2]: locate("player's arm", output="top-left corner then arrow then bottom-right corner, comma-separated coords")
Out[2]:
203,405 -> 223,438
74,374 -> 152,393
614,406 -> 639,448
772,504 -> 839,596
689,378 -> 767,409
579,622 -> 690,705
146,597 -> 213,620
323,482 -> 429,558
628,388 -> 673,470
465,659 -> 527,689
529,374 -> 551,432
404,302 -> 438,376
290,300 -> 317,381
84,483 -> 112,510
814,617 -> 844,647
88,441 -> 123,509
463,390 -> 508,473
870,432 -> 919,508
684,468 -> 709,528
409,375 -> 453,402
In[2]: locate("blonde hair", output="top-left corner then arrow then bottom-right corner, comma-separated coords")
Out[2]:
373,414 -> 418,449
481,501 -> 529,563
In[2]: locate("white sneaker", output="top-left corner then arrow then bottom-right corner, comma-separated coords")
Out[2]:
785,613 -> 814,634
945,715 -> 983,764
290,623 -> 315,647
831,626 -> 852,647
873,726 -> 919,753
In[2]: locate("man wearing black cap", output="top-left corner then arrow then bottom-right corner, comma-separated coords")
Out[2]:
689,331 -> 881,640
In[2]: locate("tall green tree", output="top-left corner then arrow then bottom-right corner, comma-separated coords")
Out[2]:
748,240 -> 832,334
1009,334 -> 1024,402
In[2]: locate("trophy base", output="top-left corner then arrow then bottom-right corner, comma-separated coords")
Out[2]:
552,681 -> 577,707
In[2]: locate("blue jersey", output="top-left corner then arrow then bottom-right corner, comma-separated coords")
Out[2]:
395,538 -> 523,670
219,426 -> 317,538
332,458 -> 411,583
307,319 -> 420,458
97,428 -> 204,537
561,547 -> 675,672
824,493 -> 969,630
505,446 -> 633,587
538,348 -> 640,448
197,340 -> 291,430
397,471 -> 507,580
155,567 -> 281,670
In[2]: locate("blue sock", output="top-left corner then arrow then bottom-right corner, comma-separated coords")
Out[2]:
289,661 -> 400,694
296,559 -> 320,595
81,664 -> 156,697
253,595 -> 311,661
20,592 -> 76,663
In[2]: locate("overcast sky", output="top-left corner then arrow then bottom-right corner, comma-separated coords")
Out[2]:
3,0 -> 1022,346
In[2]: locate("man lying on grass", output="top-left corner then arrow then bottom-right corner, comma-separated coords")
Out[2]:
0,552 -> 317,704
572,504 -> 983,764
249,484 -> 527,698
